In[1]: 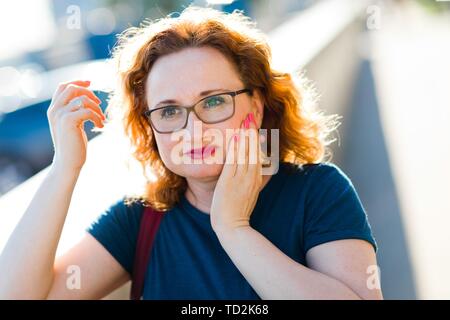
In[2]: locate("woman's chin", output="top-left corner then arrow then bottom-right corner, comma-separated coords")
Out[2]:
179,162 -> 224,180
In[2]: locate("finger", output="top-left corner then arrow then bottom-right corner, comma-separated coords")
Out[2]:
244,124 -> 250,173
53,80 -> 91,100
223,131 -> 239,178
256,124 -> 268,166
65,95 -> 105,120
247,114 -> 259,168
255,130 -> 263,182
232,132 -> 239,177
248,113 -> 265,167
237,119 -> 248,174
56,84 -> 102,107
63,107 -> 104,129
245,113 -> 263,186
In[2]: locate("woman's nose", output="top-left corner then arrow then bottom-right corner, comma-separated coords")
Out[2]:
185,110 -> 203,133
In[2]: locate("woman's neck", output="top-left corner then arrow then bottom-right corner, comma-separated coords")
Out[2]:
184,177 -> 217,214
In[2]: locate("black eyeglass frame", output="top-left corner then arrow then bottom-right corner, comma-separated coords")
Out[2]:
143,88 -> 252,133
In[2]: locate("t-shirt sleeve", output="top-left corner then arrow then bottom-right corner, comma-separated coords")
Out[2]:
86,198 -> 143,275
303,163 -> 378,254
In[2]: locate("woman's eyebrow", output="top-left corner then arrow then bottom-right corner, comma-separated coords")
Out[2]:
152,88 -> 228,109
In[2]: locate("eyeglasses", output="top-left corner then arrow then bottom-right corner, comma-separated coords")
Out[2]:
143,88 -> 252,133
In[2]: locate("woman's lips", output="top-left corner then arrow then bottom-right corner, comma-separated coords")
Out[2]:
184,145 -> 216,159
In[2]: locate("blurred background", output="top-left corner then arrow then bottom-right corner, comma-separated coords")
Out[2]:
0,0 -> 449,299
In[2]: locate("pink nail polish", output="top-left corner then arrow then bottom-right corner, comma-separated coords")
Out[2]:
249,112 -> 256,125
233,134 -> 239,142
244,117 -> 249,129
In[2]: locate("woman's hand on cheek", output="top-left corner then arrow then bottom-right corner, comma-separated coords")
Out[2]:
210,112 -> 263,235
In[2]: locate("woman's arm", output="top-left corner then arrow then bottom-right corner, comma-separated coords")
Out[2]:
211,113 -> 382,300
46,233 -> 129,300
0,165 -> 129,299
216,227 -> 382,300
0,165 -> 80,299
0,80 -> 119,299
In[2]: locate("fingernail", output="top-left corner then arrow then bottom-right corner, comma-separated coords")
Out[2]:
233,134 -> 239,142
249,112 -> 256,125
244,116 -> 250,129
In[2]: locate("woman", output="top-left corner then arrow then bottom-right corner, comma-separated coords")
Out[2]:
0,6 -> 381,299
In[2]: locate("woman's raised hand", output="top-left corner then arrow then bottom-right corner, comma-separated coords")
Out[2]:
47,80 -> 106,173
210,112 -> 263,234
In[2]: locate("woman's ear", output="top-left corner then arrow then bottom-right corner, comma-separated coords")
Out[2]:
250,89 -> 264,128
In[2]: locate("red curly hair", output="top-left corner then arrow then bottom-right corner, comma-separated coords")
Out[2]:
102,6 -> 340,211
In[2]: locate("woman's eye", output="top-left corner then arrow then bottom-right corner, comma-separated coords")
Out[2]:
203,96 -> 225,109
160,106 -> 180,119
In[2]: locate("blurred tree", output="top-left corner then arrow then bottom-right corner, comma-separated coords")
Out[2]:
414,0 -> 450,13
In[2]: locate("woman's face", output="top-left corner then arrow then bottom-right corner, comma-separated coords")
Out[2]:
145,46 -> 263,180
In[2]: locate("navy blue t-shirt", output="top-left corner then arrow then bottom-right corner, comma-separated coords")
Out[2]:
87,162 -> 377,299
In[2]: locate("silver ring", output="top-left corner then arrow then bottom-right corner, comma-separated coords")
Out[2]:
69,97 -> 84,111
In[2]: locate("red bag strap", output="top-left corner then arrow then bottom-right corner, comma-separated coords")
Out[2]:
130,206 -> 165,300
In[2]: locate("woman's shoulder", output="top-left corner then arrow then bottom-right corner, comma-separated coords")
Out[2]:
86,197 -> 147,275
89,197 -> 146,232
110,196 -> 145,215
280,161 -> 348,184
280,162 -> 378,254
277,161 -> 357,202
